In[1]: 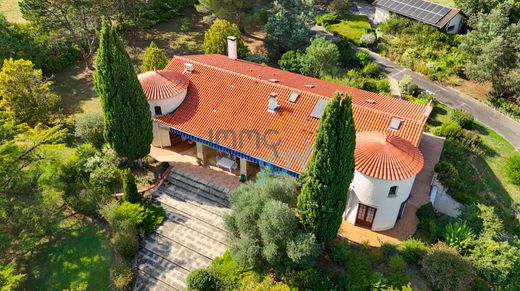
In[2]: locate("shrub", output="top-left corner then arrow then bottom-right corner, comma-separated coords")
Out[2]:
211,251 -> 252,284
336,39 -> 355,68
449,109 -> 474,128
99,199 -> 120,227
433,121 -> 462,139
505,155 -> 520,185
434,161 -> 458,186
89,160 -> 119,194
243,52 -> 268,64
116,202 -> 146,225
160,162 -> 170,173
343,249 -> 374,289
278,50 -> 304,73
74,112 -> 104,148
315,13 -> 339,26
282,268 -> 346,290
202,19 -> 248,58
328,0 -> 349,17
459,129 -> 482,154
443,222 -> 474,253
416,203 -> 436,222
141,41 -> 168,72
399,75 -> 418,96
380,242 -> 399,259
141,203 -> 166,234
122,169 -> 141,203
114,221 -> 139,261
110,263 -> 135,291
68,188 -> 110,217
362,63 -> 380,78
186,268 -> 222,291
330,241 -> 351,264
360,33 -> 377,48
355,50 -> 371,67
398,238 -> 429,264
421,242 -> 474,291
386,255 -> 408,287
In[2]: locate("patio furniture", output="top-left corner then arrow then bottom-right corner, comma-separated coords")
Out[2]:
216,156 -> 237,171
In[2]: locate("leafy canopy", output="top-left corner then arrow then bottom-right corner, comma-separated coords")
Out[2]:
142,41 -> 168,72
202,19 -> 248,58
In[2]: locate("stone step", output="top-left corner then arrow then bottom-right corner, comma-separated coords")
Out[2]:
155,219 -> 228,260
160,183 -> 229,217
166,176 -> 231,208
157,188 -> 228,228
161,204 -> 228,241
134,269 -> 179,291
169,170 -> 230,201
136,248 -> 189,291
165,175 -> 230,208
142,233 -> 212,271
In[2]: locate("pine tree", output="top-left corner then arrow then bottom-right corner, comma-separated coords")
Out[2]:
142,41 -> 168,72
122,168 -> 140,203
297,92 -> 356,243
94,18 -> 152,161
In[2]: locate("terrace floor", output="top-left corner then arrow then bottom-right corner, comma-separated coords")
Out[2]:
339,133 -> 445,246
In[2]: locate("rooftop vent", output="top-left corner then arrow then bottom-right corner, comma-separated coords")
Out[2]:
268,78 -> 279,83
388,117 -> 402,130
304,84 -> 315,88
310,99 -> 328,119
288,91 -> 300,103
184,63 -> 193,73
268,92 -> 280,113
365,99 -> 376,104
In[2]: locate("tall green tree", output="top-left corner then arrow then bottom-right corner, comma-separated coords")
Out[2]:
0,58 -> 60,126
264,0 -> 313,61
141,41 -> 168,72
122,168 -> 140,203
300,37 -> 341,78
94,19 -> 152,161
460,1 -> 520,101
196,0 -> 253,28
297,93 -> 356,243
202,19 -> 248,58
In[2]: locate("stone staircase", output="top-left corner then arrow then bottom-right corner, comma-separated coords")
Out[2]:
134,169 -> 230,291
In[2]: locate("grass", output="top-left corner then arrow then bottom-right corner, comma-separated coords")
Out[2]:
0,0 -> 24,23
25,221 -> 112,290
327,14 -> 372,46
428,0 -> 456,7
428,102 -> 520,231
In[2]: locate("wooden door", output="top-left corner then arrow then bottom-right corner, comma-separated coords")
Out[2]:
355,204 -> 377,229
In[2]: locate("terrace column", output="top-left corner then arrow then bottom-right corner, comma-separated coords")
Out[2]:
240,158 -> 248,179
196,142 -> 206,163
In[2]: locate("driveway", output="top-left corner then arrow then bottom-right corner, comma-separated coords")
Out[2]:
134,169 -> 230,290
367,50 -> 520,151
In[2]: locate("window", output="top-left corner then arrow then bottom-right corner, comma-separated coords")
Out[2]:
388,117 -> 402,130
154,106 -> 162,115
447,25 -> 455,31
388,186 -> 398,197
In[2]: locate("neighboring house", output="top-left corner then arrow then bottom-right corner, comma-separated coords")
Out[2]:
137,38 -> 432,231
374,0 -> 464,34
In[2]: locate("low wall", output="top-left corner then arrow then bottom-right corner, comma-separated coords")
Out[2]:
113,165 -> 174,198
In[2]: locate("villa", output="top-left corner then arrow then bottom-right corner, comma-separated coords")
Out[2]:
138,37 -> 432,231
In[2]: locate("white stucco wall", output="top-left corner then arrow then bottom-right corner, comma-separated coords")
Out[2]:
147,89 -> 188,118
444,13 -> 464,34
152,123 -> 171,148
374,7 -> 390,24
345,171 -> 416,231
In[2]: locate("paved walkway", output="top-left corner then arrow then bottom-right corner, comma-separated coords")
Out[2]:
339,133 -> 445,246
366,50 -> 520,151
134,169 -> 232,290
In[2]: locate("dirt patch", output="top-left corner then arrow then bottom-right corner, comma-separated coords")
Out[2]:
243,31 -> 267,53
453,79 -> 492,102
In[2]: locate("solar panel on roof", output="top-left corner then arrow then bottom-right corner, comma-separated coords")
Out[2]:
310,99 -> 328,119
376,0 -> 453,26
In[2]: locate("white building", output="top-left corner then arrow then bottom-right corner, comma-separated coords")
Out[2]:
374,0 -> 464,34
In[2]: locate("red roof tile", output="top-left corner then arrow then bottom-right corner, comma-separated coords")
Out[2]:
355,131 -> 424,180
153,54 -> 431,176
138,70 -> 189,100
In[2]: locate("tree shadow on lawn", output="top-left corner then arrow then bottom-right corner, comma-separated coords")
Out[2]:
25,222 -> 112,291
53,62 -> 98,116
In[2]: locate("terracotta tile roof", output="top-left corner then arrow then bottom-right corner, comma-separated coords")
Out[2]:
154,54 -> 431,176
355,131 -> 424,180
138,70 -> 189,100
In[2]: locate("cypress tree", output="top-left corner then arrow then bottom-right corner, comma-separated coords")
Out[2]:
142,41 -> 168,72
94,18 -> 153,161
122,168 -> 140,203
297,92 -> 356,243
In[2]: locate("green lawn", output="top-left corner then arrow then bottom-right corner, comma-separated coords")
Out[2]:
428,102 -> 520,231
428,0 -> 456,8
0,0 -> 24,23
25,221 -> 113,290
327,14 -> 372,46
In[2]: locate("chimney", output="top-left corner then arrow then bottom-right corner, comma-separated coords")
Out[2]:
227,36 -> 238,60
267,92 -> 280,112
